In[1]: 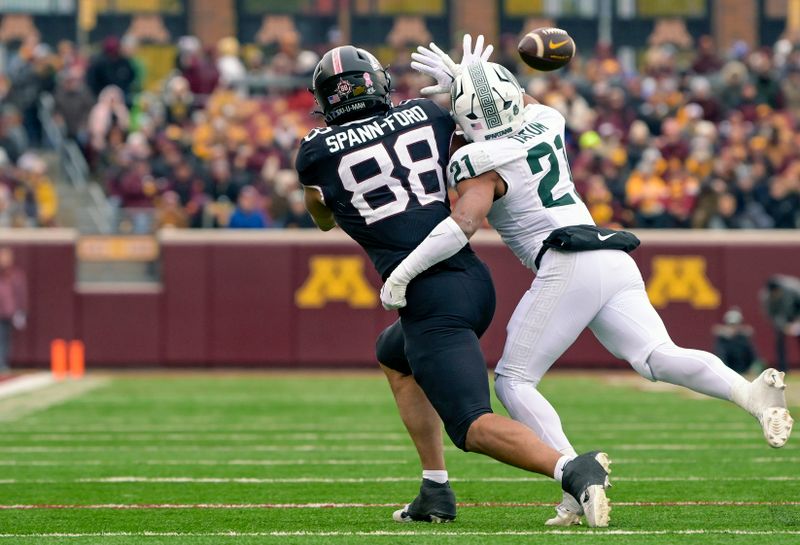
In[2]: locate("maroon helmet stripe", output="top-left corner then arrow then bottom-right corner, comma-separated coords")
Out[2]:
332,47 -> 343,74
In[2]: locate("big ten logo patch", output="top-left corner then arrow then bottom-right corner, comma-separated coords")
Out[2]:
295,255 -> 378,309
646,256 -> 721,309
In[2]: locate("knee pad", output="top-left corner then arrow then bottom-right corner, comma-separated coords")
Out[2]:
642,341 -> 676,381
444,407 -> 493,451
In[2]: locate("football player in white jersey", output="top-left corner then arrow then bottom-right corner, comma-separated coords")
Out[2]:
381,49 -> 794,526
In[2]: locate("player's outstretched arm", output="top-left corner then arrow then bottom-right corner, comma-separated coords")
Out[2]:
380,173 -> 498,310
303,187 -> 336,231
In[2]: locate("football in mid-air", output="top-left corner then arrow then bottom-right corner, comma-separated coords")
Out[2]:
518,27 -> 576,71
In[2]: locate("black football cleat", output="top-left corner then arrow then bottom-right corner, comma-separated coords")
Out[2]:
392,479 -> 457,523
560,451 -> 612,527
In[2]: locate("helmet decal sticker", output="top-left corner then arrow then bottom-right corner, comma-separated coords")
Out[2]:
336,78 -> 353,98
467,63 -> 502,129
332,47 -> 343,74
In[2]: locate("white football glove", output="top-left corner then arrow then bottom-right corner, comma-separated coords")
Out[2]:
380,276 -> 408,310
461,33 -> 494,67
411,34 -> 494,95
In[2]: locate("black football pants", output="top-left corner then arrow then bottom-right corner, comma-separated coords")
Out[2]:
376,256 -> 496,450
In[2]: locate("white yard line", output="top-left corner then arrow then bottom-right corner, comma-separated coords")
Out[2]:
1,476 -> 799,485
0,445 -> 413,453
0,422 -> 760,433
0,378 -> 109,422
1,530 -> 799,538
0,442 -> 789,453
0,431 -> 763,442
1,501 -> 798,510
0,373 -> 54,399
0,459 -> 407,467
0,432 -> 411,442
0,457 -> 795,467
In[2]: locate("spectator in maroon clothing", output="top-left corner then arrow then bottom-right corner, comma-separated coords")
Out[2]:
119,160 -> 157,208
691,36 -> 723,74
0,247 -> 27,372
689,77 -> 722,124
657,118 -> 690,162
594,87 -> 637,135
179,42 -> 219,106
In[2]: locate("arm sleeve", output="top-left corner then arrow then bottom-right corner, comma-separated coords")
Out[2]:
389,217 -> 468,284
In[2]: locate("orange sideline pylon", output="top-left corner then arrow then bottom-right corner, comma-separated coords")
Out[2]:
69,340 -> 85,379
50,339 -> 67,380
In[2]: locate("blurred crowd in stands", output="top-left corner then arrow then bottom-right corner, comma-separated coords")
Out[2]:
1,29 -> 800,231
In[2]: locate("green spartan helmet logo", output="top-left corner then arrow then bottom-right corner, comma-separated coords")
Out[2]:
467,63 -> 502,129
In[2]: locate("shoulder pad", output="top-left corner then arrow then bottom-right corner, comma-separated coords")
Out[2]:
447,142 -> 520,186
522,103 -> 566,127
296,128 -> 333,177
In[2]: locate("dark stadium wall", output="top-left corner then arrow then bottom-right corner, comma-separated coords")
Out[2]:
4,230 -> 800,370
3,233 -> 76,366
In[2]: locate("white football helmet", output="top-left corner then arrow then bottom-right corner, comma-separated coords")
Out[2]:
451,61 -> 525,142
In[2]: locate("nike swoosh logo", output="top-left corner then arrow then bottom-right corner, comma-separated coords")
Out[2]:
549,39 -> 571,49
597,233 -> 616,241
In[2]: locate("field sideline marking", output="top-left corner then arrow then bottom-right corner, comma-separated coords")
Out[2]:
0,378 -> 108,422
1,530 -> 799,538
0,456 -> 796,467
1,501 -> 799,510
2,476 -> 800,484
0,431 -> 763,442
3,422 -> 765,433
0,459 -> 407,467
0,374 -> 53,400
0,443 -> 786,453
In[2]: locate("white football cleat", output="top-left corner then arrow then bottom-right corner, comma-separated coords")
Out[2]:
733,369 -> 794,448
545,491 -> 583,526
561,451 -> 612,528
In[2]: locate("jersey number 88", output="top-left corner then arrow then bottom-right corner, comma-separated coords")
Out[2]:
338,126 -> 446,224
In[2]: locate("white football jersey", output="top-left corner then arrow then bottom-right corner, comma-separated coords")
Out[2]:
447,104 -> 594,270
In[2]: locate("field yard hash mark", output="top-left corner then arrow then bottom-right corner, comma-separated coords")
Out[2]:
2,501 -> 800,510
2,530 -> 800,538
3,476 -> 800,484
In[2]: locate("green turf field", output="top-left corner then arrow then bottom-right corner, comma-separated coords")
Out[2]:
0,371 -> 798,544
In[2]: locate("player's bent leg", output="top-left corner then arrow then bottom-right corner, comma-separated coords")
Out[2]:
590,281 -> 793,447
494,251 -> 603,524
382,364 -> 457,523
493,374 -> 583,526
649,344 -> 793,447
589,281 -> 745,398
380,364 -> 446,471
647,342 -> 749,401
376,322 -> 456,523
494,374 -> 576,455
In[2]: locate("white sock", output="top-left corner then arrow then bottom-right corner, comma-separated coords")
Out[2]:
646,343 -> 749,401
422,470 -> 448,484
553,455 -> 574,483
